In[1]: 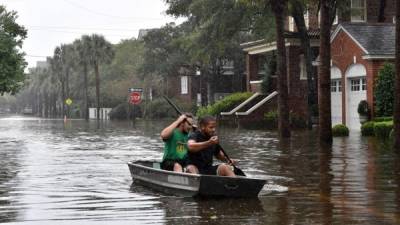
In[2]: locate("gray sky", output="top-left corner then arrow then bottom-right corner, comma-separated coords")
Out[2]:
0,0 -> 181,69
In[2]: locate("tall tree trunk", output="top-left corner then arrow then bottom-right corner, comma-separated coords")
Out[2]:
61,79 -> 66,118
273,0 -> 291,138
65,69 -> 70,118
95,61 -> 100,120
292,1 -> 316,130
318,0 -> 333,144
83,63 -> 89,121
393,0 -> 400,150
378,0 -> 386,22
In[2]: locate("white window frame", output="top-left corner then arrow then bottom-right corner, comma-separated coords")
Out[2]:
299,54 -> 307,80
181,76 -> 188,94
351,0 -> 367,22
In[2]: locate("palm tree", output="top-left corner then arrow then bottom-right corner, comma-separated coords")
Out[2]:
86,34 -> 114,120
272,0 -> 291,138
394,0 -> 400,150
73,36 -> 91,120
318,0 -> 333,144
50,47 -> 66,118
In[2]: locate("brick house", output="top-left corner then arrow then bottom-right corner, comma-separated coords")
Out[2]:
239,0 -> 396,129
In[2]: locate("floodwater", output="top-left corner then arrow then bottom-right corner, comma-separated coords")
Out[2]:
0,115 -> 399,225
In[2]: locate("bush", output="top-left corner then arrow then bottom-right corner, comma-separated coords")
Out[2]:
332,124 -> 349,137
361,121 -> 375,136
373,117 -> 393,122
357,100 -> 369,116
264,110 -> 278,128
196,92 -> 252,117
109,102 -> 142,120
374,63 -> 395,117
374,121 -> 393,139
290,112 -> 307,129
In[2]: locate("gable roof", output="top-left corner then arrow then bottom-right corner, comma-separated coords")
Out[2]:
331,23 -> 395,57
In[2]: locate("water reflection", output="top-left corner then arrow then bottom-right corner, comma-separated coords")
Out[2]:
0,116 -> 399,224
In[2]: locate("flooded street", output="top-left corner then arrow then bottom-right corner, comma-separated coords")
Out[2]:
0,115 -> 399,224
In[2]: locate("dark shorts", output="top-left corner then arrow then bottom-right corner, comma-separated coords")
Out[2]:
161,158 -> 189,171
198,165 -> 219,175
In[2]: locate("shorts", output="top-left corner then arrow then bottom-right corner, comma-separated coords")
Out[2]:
161,158 -> 189,171
198,165 -> 219,175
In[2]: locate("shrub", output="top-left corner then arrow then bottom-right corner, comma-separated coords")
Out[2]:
290,112 -> 307,129
374,121 -> 393,139
332,124 -> 349,137
109,102 -> 142,120
196,92 -> 252,117
361,121 -> 375,136
373,117 -> 393,122
357,100 -> 369,116
374,63 -> 395,117
264,110 -> 278,128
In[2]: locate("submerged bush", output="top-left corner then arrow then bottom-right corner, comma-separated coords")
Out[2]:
374,121 -> 393,139
264,110 -> 278,128
361,121 -> 375,136
196,92 -> 252,117
332,124 -> 349,137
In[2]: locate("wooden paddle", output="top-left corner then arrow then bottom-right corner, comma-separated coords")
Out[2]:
163,96 -> 246,176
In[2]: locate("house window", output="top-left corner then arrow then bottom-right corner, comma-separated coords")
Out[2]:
181,76 -> 188,94
299,54 -> 307,80
361,77 -> 367,90
351,79 -> 360,91
351,0 -> 366,22
288,16 -> 295,32
331,80 -> 342,92
197,93 -> 201,106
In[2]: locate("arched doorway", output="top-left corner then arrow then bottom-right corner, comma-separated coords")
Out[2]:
345,64 -> 367,130
331,66 -> 342,126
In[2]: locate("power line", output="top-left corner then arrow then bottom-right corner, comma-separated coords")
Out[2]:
27,25 -> 142,32
61,0 -> 166,21
26,55 -> 48,58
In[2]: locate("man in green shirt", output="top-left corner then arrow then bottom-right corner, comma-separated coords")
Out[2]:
160,114 -> 196,173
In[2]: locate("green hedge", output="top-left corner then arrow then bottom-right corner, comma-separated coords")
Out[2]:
374,121 -> 393,139
196,92 -> 252,117
332,124 -> 349,137
361,121 -> 375,136
373,117 -> 393,122
263,110 -> 278,128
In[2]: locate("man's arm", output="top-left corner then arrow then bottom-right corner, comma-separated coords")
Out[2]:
188,136 -> 218,153
160,115 -> 186,140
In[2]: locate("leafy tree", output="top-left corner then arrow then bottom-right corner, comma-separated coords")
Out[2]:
394,1 -> 400,149
85,34 -> 114,120
0,5 -> 27,95
374,63 -> 395,117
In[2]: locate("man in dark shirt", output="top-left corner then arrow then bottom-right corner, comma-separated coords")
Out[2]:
187,116 -> 235,176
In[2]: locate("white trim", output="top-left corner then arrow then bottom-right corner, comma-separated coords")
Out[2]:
250,80 -> 263,84
330,25 -> 369,54
362,55 -> 395,60
244,39 -> 319,55
220,92 -> 261,116
236,91 -> 278,116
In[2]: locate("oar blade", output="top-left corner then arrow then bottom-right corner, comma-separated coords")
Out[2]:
234,166 -> 246,176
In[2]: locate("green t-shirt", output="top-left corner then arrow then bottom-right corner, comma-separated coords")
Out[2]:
162,128 -> 189,161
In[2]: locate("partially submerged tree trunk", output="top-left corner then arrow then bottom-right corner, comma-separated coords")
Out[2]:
291,0 -> 316,130
272,0 -> 291,138
83,63 -> 89,121
318,0 -> 333,144
95,61 -> 100,121
393,0 -> 400,150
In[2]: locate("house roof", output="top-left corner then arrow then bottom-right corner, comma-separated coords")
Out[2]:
331,23 -> 395,57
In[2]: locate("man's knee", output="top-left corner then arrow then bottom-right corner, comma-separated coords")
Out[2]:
185,165 -> 198,174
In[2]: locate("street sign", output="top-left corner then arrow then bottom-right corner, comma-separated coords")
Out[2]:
65,98 -> 72,106
128,88 -> 143,105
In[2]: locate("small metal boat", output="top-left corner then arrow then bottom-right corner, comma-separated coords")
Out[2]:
128,161 -> 266,198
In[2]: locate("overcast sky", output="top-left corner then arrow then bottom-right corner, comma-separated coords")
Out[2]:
0,0 -> 182,69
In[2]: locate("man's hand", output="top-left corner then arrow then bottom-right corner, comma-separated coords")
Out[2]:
209,136 -> 219,145
177,114 -> 187,123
